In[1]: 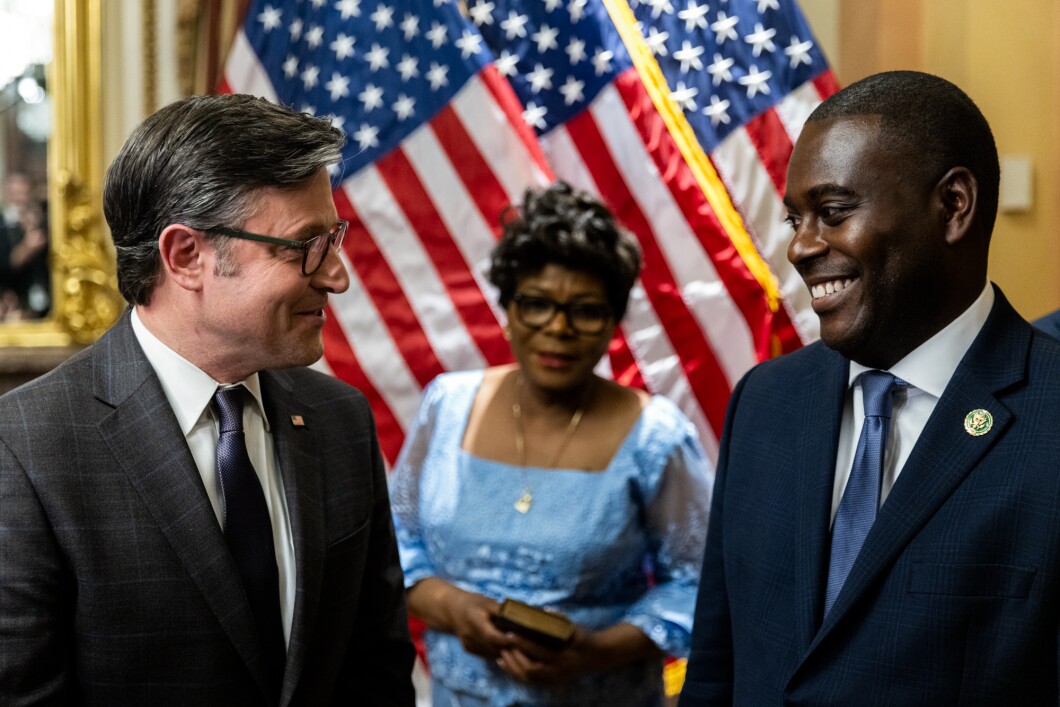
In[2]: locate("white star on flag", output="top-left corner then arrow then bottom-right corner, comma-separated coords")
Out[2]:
426,61 -> 449,89
396,54 -> 419,80
495,50 -> 519,77
569,0 -> 588,22
678,1 -> 709,32
370,4 -> 394,31
738,64 -> 772,97
325,72 -> 351,101
456,29 -> 484,58
756,0 -> 780,12
334,0 -> 360,20
289,18 -> 303,41
674,40 -> 705,72
784,36 -> 814,67
358,82 -> 383,110
305,25 -> 324,49
470,1 -> 495,26
708,53 -> 735,85
392,93 -> 416,121
526,63 -> 555,93
522,101 -> 547,129
711,12 -> 739,44
257,5 -> 282,31
300,64 -> 320,90
559,75 -> 585,105
566,37 -> 587,64
591,48 -> 614,76
744,23 -> 777,57
532,24 -> 560,53
330,33 -> 355,61
353,123 -> 379,149
400,14 -> 420,40
647,0 -> 674,19
282,55 -> 299,78
703,95 -> 732,125
365,43 -> 389,71
645,27 -> 669,57
670,81 -> 699,111
426,21 -> 448,48
501,11 -> 529,40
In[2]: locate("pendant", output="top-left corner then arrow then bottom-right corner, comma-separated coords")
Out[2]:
514,490 -> 532,514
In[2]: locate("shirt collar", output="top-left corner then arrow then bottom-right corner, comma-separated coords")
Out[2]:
849,281 -> 994,397
130,308 -> 270,434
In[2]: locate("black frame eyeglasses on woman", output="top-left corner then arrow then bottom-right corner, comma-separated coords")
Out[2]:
511,293 -> 613,336
211,220 -> 349,276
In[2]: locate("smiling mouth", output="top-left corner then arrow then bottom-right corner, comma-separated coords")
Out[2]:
810,278 -> 854,300
536,351 -> 575,368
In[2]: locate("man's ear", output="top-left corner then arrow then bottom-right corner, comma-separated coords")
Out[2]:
935,166 -> 978,246
157,225 -> 208,291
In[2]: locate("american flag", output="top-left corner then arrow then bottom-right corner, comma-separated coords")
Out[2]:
221,0 -> 837,465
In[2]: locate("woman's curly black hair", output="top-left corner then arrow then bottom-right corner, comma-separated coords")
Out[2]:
488,182 -> 642,321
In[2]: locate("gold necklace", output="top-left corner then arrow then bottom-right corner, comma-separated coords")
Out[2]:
511,375 -> 592,513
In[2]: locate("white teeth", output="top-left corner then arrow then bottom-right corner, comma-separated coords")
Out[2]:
811,279 -> 852,299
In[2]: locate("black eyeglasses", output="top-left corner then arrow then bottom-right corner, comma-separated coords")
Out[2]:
511,293 -> 613,336
211,220 -> 349,276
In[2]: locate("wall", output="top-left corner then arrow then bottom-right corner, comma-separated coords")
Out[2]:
800,0 -> 1060,321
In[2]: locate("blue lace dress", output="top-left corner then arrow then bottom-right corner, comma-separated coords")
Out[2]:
389,371 -> 713,706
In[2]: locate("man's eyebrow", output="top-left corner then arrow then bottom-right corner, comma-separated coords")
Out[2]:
783,183 -> 859,208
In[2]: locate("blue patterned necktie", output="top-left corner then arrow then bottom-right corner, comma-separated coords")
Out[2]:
825,370 -> 901,617
214,386 -> 285,694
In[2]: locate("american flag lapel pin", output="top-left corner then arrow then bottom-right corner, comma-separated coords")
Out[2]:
290,415 -> 305,427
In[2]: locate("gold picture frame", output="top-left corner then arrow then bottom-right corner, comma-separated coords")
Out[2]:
0,0 -> 122,349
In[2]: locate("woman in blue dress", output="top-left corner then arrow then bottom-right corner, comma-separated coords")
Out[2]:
389,182 -> 714,706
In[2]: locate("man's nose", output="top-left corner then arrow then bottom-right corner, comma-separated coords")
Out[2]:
313,243 -> 350,294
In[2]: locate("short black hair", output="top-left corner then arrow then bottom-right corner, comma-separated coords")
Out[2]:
808,70 -> 999,234
103,94 -> 345,305
488,182 -> 642,320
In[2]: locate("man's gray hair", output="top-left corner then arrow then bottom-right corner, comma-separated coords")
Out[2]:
103,94 -> 346,305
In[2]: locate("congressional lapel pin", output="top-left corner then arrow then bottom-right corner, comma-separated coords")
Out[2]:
290,415 -> 305,427
963,409 -> 993,437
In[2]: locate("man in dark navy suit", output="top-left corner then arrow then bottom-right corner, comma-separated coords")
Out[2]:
681,71 -> 1060,706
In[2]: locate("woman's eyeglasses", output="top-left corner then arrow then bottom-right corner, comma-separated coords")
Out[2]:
511,294 -> 613,336
211,220 -> 349,276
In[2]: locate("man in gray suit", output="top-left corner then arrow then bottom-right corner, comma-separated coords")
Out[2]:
0,94 -> 415,705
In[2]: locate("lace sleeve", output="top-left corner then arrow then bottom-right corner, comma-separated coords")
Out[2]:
622,402 -> 714,657
387,379 -> 445,589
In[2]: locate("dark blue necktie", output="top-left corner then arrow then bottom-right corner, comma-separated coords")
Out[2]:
214,386 -> 285,695
825,370 -> 900,617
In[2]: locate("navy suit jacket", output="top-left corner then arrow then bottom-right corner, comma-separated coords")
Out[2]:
681,288 -> 1060,706
0,312 -> 416,705
1034,308 -> 1060,340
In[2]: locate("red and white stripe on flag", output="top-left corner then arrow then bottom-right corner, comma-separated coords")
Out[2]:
221,0 -> 837,465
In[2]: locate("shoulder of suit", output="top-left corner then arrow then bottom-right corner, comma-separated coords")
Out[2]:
741,340 -> 838,383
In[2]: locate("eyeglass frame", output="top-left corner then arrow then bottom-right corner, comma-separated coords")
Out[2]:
510,293 -> 614,336
210,220 -> 349,276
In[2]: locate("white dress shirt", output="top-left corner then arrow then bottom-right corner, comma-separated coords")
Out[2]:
131,308 -> 296,645
830,283 -> 995,523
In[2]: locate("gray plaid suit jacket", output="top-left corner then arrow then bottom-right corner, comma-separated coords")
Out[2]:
0,312 -> 415,705
681,287 -> 1060,706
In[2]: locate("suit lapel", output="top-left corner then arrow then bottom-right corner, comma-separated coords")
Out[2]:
260,371 -> 327,707
806,291 -> 1028,651
791,346 -> 849,652
93,314 -> 275,702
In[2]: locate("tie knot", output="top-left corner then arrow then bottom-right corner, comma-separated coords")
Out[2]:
859,370 -> 900,419
213,386 -> 245,433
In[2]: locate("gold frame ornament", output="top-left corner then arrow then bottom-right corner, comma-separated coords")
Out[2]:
0,0 -> 123,348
